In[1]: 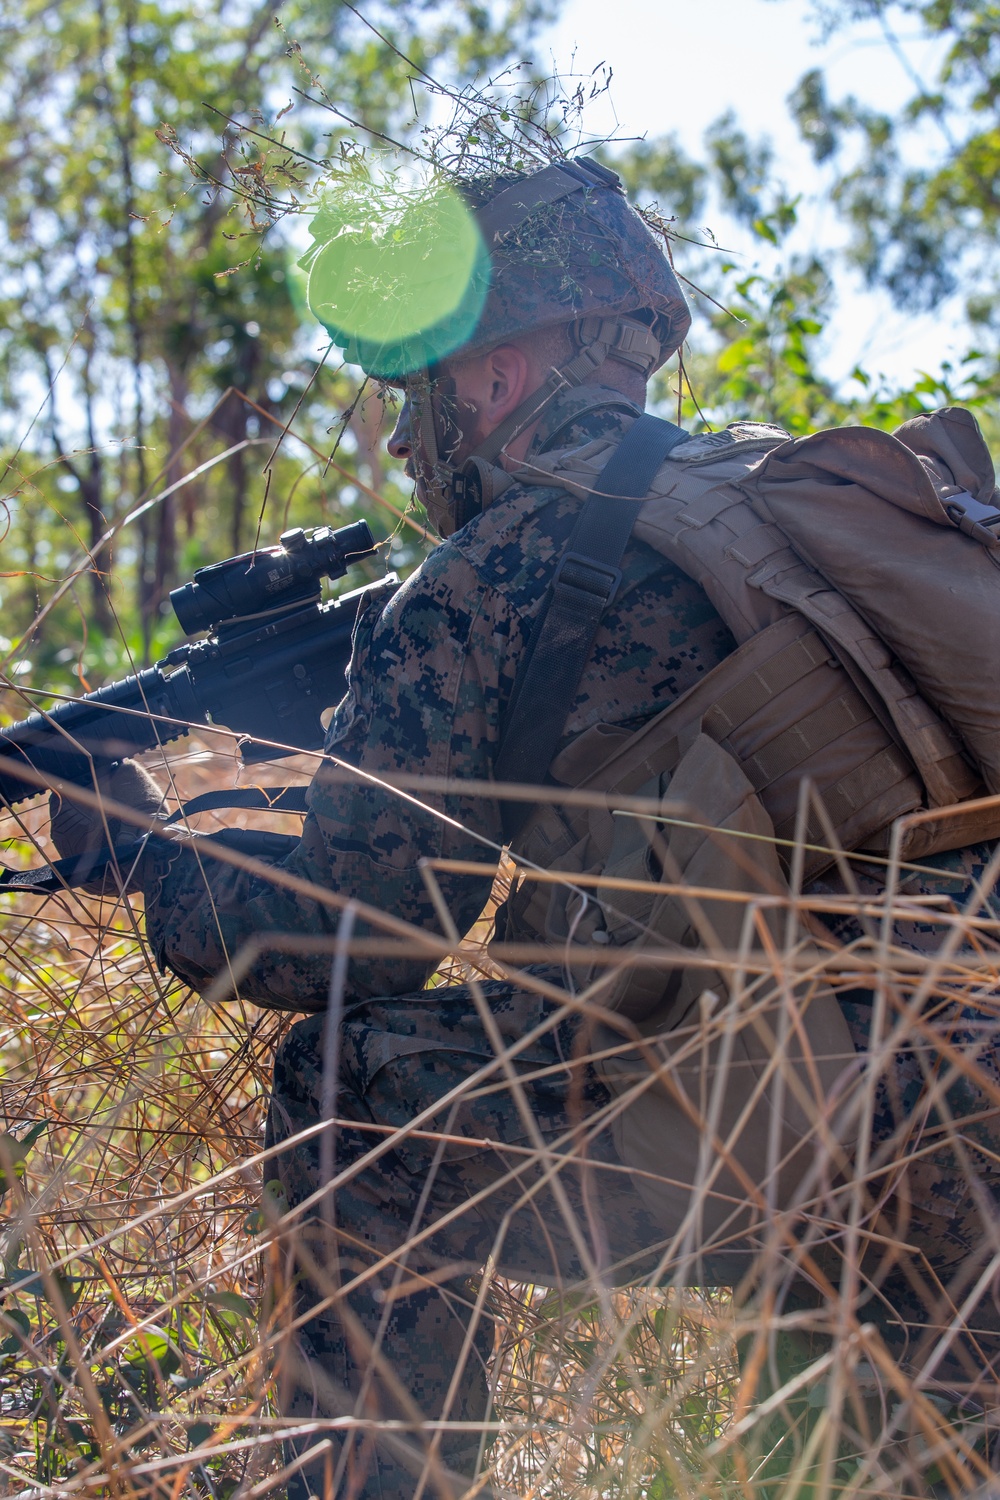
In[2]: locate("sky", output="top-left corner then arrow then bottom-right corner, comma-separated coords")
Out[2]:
538,0 -> 962,389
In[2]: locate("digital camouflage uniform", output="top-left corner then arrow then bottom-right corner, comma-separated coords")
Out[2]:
265,981 -> 669,1498
811,844 -> 1000,1396
138,378 -> 1000,1498
143,387 -> 742,1497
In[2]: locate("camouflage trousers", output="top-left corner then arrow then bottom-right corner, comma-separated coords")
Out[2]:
265,843 -> 1000,1499
265,977 -> 670,1500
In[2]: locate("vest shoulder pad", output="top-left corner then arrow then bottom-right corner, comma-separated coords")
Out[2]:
513,420 -> 790,500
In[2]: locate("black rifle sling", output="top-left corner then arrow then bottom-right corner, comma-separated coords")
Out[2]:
495,413 -> 690,841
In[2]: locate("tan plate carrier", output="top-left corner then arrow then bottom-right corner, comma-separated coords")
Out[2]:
505,404 -> 1000,919
495,408 -> 1000,1237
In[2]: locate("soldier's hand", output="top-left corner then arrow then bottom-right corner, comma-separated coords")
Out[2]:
49,759 -> 165,894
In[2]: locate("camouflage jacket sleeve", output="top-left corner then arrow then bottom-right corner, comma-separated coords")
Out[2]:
142,542 -> 522,1011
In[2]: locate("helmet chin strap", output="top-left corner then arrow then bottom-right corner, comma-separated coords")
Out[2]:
409,314 -> 663,535
406,369 -> 465,537
472,314 -> 662,467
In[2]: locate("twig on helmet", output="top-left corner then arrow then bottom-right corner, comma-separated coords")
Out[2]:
291,89 -> 428,166
201,101 -> 328,168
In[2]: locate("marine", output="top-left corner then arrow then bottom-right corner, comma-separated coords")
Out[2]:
51,153 -> 1000,1498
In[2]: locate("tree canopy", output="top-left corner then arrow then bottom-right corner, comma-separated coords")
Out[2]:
598,1 -> 1000,441
790,0 -> 1000,320
0,0 -> 547,682
2,0 -> 998,701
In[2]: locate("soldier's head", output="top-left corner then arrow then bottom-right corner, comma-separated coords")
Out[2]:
384,319 -> 647,495
305,156 -> 690,534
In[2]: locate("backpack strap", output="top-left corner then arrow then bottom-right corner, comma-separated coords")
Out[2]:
495,413 -> 690,840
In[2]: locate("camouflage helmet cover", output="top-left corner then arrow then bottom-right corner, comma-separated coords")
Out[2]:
451,157 -> 691,375
309,157 -> 691,380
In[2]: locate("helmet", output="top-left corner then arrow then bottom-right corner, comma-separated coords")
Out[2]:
307,155 -> 690,382
305,156 -> 691,530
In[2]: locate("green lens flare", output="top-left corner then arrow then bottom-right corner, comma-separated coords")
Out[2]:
303,179 -> 490,376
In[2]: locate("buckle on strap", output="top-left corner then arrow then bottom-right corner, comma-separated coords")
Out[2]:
945,490 -> 1000,545
552,551 -> 623,608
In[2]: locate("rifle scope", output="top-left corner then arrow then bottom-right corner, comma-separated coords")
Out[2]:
169,519 -> 377,635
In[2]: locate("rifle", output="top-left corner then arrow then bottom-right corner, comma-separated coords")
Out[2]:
0,520 -> 399,895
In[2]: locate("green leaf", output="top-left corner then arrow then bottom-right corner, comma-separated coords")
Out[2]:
0,1123 -> 49,1199
50,1273 -> 80,1311
0,1308 -> 31,1354
206,1290 -> 254,1320
187,1420 -> 215,1450
0,1140 -> 27,1199
9,1269 -> 43,1299
121,1326 -> 182,1378
123,1328 -> 171,1364
716,336 -> 756,374
245,1183 -> 291,1236
62,1420 -> 97,1458
3,1234 -> 23,1280
17,1122 -> 48,1151
7,1267 -> 78,1309
261,1178 -> 289,1221
751,216 -> 778,245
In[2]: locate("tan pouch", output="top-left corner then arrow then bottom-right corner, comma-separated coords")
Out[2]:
590,733 -> 787,1023
585,736 -> 857,1243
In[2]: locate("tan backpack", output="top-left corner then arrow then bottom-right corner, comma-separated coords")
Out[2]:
499,406 -> 1000,1020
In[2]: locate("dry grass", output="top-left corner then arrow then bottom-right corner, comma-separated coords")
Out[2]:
488,1282 -> 737,1497
0,727 -> 998,1500
0,740 -> 288,1493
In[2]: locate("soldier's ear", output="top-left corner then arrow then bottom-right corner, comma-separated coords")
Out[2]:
482,344 -> 531,424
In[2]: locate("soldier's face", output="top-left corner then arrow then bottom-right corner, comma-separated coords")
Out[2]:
385,380 -> 481,523
387,386 -> 469,481
387,372 -> 482,492
386,344 -> 531,506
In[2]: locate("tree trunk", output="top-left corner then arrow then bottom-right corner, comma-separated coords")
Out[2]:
165,363 -> 200,541
39,337 -> 113,636
211,340 -> 261,556
150,360 -> 191,616
80,348 -> 113,635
